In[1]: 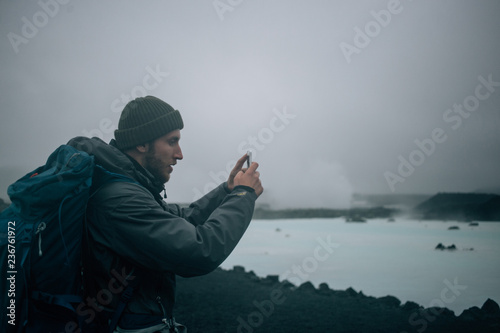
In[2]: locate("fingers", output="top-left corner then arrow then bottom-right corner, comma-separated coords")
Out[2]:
232,161 -> 263,197
235,154 -> 248,169
250,175 -> 263,197
230,155 -> 246,176
254,183 -> 264,197
247,161 -> 259,173
226,155 -> 263,194
229,154 -> 249,176
238,163 -> 258,174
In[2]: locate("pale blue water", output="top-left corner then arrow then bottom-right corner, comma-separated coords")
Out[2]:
220,218 -> 500,315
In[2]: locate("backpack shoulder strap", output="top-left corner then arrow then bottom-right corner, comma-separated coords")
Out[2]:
107,269 -> 141,333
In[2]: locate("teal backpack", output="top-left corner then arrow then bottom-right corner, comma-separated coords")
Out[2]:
0,144 -> 137,333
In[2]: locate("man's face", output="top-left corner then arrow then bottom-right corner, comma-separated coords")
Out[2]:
144,130 -> 183,183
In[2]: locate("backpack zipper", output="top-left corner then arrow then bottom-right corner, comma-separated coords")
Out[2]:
35,222 -> 47,256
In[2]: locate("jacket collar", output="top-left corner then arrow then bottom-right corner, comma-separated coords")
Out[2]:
66,137 -> 166,200
108,139 -> 166,198
121,148 -> 166,198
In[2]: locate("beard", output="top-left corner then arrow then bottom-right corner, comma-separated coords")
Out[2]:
144,147 -> 170,184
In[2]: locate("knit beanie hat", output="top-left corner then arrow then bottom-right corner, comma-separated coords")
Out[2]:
114,96 -> 184,150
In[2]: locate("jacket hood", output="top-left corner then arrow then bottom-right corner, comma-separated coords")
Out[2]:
67,136 -> 165,197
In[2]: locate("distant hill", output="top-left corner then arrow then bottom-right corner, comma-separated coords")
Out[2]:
477,196 -> 500,221
0,198 -> 9,212
414,192 -> 500,221
351,193 -> 432,210
252,206 -> 397,220
474,187 -> 500,195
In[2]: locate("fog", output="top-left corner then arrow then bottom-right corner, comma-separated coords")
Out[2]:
1,0 -> 499,208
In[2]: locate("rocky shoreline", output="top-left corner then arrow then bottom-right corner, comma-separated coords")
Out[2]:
175,266 -> 500,333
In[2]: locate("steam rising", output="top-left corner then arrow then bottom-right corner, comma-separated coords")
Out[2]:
260,160 -> 353,209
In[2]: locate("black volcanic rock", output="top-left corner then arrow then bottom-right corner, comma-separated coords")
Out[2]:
174,267 -> 500,332
317,282 -> 332,296
482,298 -> 500,316
345,286 -> 358,297
402,300 -> 422,312
378,295 -> 401,308
435,243 -> 445,250
261,275 -> 280,285
233,265 -> 246,273
435,243 -> 457,250
459,306 -> 483,322
297,281 -> 316,293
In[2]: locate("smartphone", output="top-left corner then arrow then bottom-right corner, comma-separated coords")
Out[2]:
246,150 -> 252,168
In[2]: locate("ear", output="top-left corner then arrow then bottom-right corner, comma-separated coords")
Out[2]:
135,143 -> 149,153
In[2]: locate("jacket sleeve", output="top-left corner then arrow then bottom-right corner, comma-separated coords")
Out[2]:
165,183 -> 233,226
87,181 -> 257,277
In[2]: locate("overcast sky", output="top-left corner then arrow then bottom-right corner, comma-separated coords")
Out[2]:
1,0 -> 499,209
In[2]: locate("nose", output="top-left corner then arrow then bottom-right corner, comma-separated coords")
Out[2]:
175,145 -> 183,161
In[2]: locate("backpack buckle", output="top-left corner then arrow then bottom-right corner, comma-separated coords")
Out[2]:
162,317 -> 178,332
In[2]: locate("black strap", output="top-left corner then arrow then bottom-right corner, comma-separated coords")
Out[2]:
31,291 -> 82,311
108,271 -> 140,333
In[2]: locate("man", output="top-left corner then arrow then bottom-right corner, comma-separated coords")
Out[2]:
68,96 -> 263,332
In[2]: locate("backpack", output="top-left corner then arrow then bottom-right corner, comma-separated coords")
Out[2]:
0,144 -> 137,333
